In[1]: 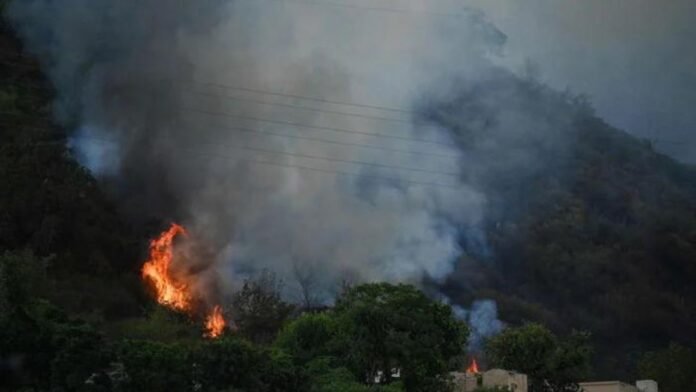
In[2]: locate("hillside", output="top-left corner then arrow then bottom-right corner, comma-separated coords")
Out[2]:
2,5 -> 696,384
434,75 -> 696,377
0,15 -> 145,320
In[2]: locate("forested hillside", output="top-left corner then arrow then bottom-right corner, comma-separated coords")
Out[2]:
0,7 -> 148,321
1,3 -> 695,390
434,75 -> 696,377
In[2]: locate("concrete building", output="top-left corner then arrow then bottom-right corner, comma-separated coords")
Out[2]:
450,367 -> 656,392
451,371 -> 478,392
452,369 -> 528,392
579,380 -> 658,392
635,380 -> 658,392
483,369 -> 528,392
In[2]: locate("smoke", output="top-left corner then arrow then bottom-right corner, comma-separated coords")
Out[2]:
6,0 -> 579,322
463,0 -> 696,163
452,300 -> 504,351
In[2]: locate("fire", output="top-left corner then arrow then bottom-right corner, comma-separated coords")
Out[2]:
466,357 -> 480,374
204,305 -> 226,338
141,223 -> 228,339
141,223 -> 192,311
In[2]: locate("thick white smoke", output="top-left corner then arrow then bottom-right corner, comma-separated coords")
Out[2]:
7,0 -> 579,318
453,300 -> 504,351
7,0 -> 502,300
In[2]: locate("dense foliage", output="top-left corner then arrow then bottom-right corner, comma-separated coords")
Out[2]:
637,343 -> 696,392
433,69 -> 696,378
275,283 -> 469,391
232,271 -> 296,344
485,323 -> 592,392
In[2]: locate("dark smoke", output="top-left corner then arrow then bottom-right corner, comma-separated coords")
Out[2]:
6,0 -> 586,334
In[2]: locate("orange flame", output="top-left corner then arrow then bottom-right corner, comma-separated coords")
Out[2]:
205,305 -> 226,338
141,223 -> 227,339
141,223 -> 192,311
466,358 -> 480,374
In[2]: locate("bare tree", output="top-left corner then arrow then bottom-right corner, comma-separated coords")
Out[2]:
292,260 -> 320,310
231,269 -> 294,344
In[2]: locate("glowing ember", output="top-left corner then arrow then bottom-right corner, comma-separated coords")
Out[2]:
466,358 -> 480,374
204,305 -> 226,338
141,223 -> 192,311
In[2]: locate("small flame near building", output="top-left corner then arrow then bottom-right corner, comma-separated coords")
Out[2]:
141,223 -> 227,338
466,358 -> 480,374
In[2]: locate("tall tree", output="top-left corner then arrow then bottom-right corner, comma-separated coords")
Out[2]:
335,283 -> 469,391
485,323 -> 592,392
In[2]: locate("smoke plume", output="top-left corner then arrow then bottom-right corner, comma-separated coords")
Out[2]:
7,0 -> 579,311
453,300 -> 504,351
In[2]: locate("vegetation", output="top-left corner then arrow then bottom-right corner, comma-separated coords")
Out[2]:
232,271 -> 296,344
275,283 -> 468,391
2,4 -> 696,391
432,67 -> 696,379
485,324 -> 592,392
1,254 -> 467,391
637,343 -> 696,392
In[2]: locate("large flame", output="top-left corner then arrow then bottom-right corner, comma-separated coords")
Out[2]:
141,223 -> 192,311
466,358 -> 480,374
204,305 -> 226,338
141,223 -> 227,338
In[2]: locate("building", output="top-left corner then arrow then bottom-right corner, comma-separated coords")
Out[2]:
450,367 -> 656,392
636,380 -> 658,392
452,369 -> 528,392
451,371 -> 479,392
579,379 -> 658,392
483,369 -> 528,392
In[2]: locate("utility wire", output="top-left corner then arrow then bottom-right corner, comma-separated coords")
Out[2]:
187,89 -> 411,124
182,80 -> 413,115
182,136 -> 460,177
1,120 -> 461,177
180,118 -> 460,159
260,0 -> 469,19
202,150 -> 462,189
183,106 -> 452,148
74,136 -> 463,189
2,108 -> 461,160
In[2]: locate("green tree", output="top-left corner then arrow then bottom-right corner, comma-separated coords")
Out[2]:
117,340 -> 190,392
190,337 -> 305,392
334,283 -> 468,391
485,324 -> 592,392
275,312 -> 339,366
49,322 -> 113,391
637,343 -> 696,392
302,356 -> 405,392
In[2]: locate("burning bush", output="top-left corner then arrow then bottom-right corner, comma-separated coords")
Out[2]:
141,223 -> 227,338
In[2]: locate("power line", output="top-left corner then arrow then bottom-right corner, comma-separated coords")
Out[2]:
185,137 -> 459,178
2,134 -> 463,188
75,136 -> 463,190
201,150 -> 462,189
187,89 -> 411,124
260,0 -> 469,19
180,118 -> 460,159
64,132 -> 460,177
182,80 -> 413,115
183,106 -> 453,148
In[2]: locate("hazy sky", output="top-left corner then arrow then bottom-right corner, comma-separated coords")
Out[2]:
464,0 -> 696,163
